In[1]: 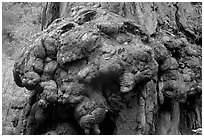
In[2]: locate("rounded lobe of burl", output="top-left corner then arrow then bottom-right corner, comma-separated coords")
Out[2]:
22,71 -> 41,90
39,80 -> 58,106
43,37 -> 57,59
59,82 -> 85,105
33,58 -> 44,73
33,37 -> 46,59
44,61 -> 58,75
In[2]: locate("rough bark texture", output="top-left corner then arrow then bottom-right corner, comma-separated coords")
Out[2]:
12,2 -> 202,135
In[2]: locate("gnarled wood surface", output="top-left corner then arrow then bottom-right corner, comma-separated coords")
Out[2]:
12,2 -> 202,135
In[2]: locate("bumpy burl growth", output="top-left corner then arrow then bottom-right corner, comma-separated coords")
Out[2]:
13,5 -> 199,135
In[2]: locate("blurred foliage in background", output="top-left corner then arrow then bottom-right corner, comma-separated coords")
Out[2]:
2,2 -> 44,58
2,2 -> 44,134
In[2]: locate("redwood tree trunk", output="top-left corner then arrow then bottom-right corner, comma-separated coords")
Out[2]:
13,2 -> 202,135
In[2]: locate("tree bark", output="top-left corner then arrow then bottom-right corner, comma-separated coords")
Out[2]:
13,2 -> 202,135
